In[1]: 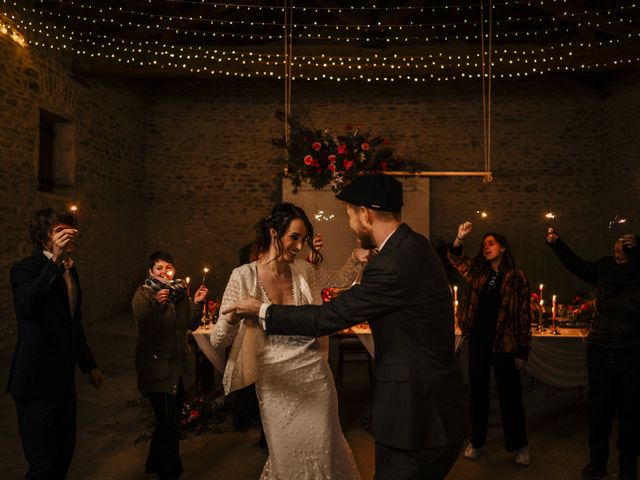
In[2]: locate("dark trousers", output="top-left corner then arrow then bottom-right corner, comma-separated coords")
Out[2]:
586,344 -> 640,476
14,389 -> 77,480
468,339 -> 528,452
374,439 -> 463,480
146,386 -> 185,480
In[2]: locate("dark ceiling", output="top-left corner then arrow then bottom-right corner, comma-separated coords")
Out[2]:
4,0 -> 640,80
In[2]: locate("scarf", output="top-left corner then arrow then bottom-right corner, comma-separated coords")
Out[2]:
145,275 -> 187,304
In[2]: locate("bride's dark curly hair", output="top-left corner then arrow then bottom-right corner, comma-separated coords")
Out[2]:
251,203 -> 322,264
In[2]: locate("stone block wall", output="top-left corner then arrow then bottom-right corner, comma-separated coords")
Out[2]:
0,38 -> 147,348
2,35 -> 639,348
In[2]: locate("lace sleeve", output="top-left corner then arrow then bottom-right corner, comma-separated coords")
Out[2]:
210,270 -> 243,350
303,254 -> 362,290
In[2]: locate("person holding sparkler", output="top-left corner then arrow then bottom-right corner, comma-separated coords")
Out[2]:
448,221 -> 532,467
546,228 -> 640,480
132,251 -> 207,480
7,207 -> 104,479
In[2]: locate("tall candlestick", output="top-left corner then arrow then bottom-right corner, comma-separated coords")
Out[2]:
70,205 -> 78,229
539,284 -> 544,305
453,285 -> 458,304
551,294 -> 560,334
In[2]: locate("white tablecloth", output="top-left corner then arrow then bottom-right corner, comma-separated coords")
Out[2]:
348,325 -> 589,388
192,325 -> 226,373
525,328 -> 588,388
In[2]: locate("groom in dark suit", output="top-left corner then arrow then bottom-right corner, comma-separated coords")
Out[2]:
7,208 -> 103,479
224,174 -> 466,479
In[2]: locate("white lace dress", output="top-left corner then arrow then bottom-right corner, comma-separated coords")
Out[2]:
211,258 -> 362,480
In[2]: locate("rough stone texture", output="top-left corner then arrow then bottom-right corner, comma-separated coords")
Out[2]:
2,35 -> 639,348
0,39 -> 147,348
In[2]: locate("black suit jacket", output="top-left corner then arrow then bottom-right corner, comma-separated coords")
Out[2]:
7,251 -> 97,400
267,223 -> 467,450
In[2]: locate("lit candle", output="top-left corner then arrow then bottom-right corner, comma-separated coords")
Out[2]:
202,267 -> 210,285
539,284 -> 544,305
453,285 -> 458,304
70,205 -> 78,229
552,294 -> 557,321
185,276 -> 191,297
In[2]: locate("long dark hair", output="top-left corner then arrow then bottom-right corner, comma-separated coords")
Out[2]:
251,203 -> 322,264
471,232 -> 516,275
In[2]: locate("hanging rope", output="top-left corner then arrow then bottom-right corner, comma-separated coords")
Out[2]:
480,0 -> 493,183
283,0 -> 293,173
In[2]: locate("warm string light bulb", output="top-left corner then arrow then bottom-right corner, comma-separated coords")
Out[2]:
6,1 -> 640,82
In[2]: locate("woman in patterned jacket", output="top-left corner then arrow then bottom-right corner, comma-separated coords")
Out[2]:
447,221 -> 532,467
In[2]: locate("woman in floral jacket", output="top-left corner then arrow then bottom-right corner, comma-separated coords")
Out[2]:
447,221 -> 532,467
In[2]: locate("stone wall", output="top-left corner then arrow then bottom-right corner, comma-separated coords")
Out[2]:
0,38 -> 147,349
2,34 -> 639,348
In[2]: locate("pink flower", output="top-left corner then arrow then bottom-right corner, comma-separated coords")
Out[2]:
337,144 -> 347,155
343,160 -> 354,171
304,155 -> 314,166
361,142 -> 370,151
328,163 -> 336,172
312,142 -> 322,151
328,154 -> 337,163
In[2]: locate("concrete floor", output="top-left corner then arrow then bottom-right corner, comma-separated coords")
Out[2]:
0,314 -> 621,479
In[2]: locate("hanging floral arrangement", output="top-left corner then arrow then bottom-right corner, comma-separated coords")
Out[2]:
273,111 -> 424,192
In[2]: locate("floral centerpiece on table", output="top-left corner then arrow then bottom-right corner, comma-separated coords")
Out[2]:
201,299 -> 220,326
567,295 -> 595,324
273,112 -> 424,192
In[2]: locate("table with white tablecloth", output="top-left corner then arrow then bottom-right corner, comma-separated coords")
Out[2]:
347,325 -> 589,388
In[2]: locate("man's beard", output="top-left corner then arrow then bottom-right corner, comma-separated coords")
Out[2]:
357,230 -> 376,250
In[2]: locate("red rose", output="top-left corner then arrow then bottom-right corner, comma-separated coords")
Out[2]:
361,142 -> 370,151
337,144 -> 347,155
328,163 -> 336,172
344,159 -> 354,171
328,154 -> 337,163
383,138 -> 391,145
312,141 -> 322,151
304,155 -> 314,166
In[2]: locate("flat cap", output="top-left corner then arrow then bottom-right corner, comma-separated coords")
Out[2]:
335,173 -> 403,212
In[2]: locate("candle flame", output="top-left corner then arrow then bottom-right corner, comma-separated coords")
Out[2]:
70,205 -> 78,212
545,212 -> 555,219
476,210 -> 488,218
552,294 -> 557,302
539,284 -> 544,289
453,285 -> 458,292
185,277 -> 190,284
203,267 -> 209,273
540,299 -> 544,306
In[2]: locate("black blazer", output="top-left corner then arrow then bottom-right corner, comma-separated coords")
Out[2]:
267,223 -> 467,450
7,251 -> 97,400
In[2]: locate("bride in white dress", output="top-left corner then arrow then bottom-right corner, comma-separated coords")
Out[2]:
211,202 -> 367,479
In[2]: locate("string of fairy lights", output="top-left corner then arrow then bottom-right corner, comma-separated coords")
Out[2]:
2,0 -> 640,82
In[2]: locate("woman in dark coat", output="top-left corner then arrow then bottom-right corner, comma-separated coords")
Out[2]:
448,221 -> 531,467
132,251 -> 206,480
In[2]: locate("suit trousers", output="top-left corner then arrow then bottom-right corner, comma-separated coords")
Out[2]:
586,344 -> 640,476
14,388 -> 77,480
374,439 -> 463,480
468,339 -> 528,452
145,386 -> 185,480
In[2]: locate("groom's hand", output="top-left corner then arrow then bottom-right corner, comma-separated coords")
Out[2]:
221,297 -> 263,325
